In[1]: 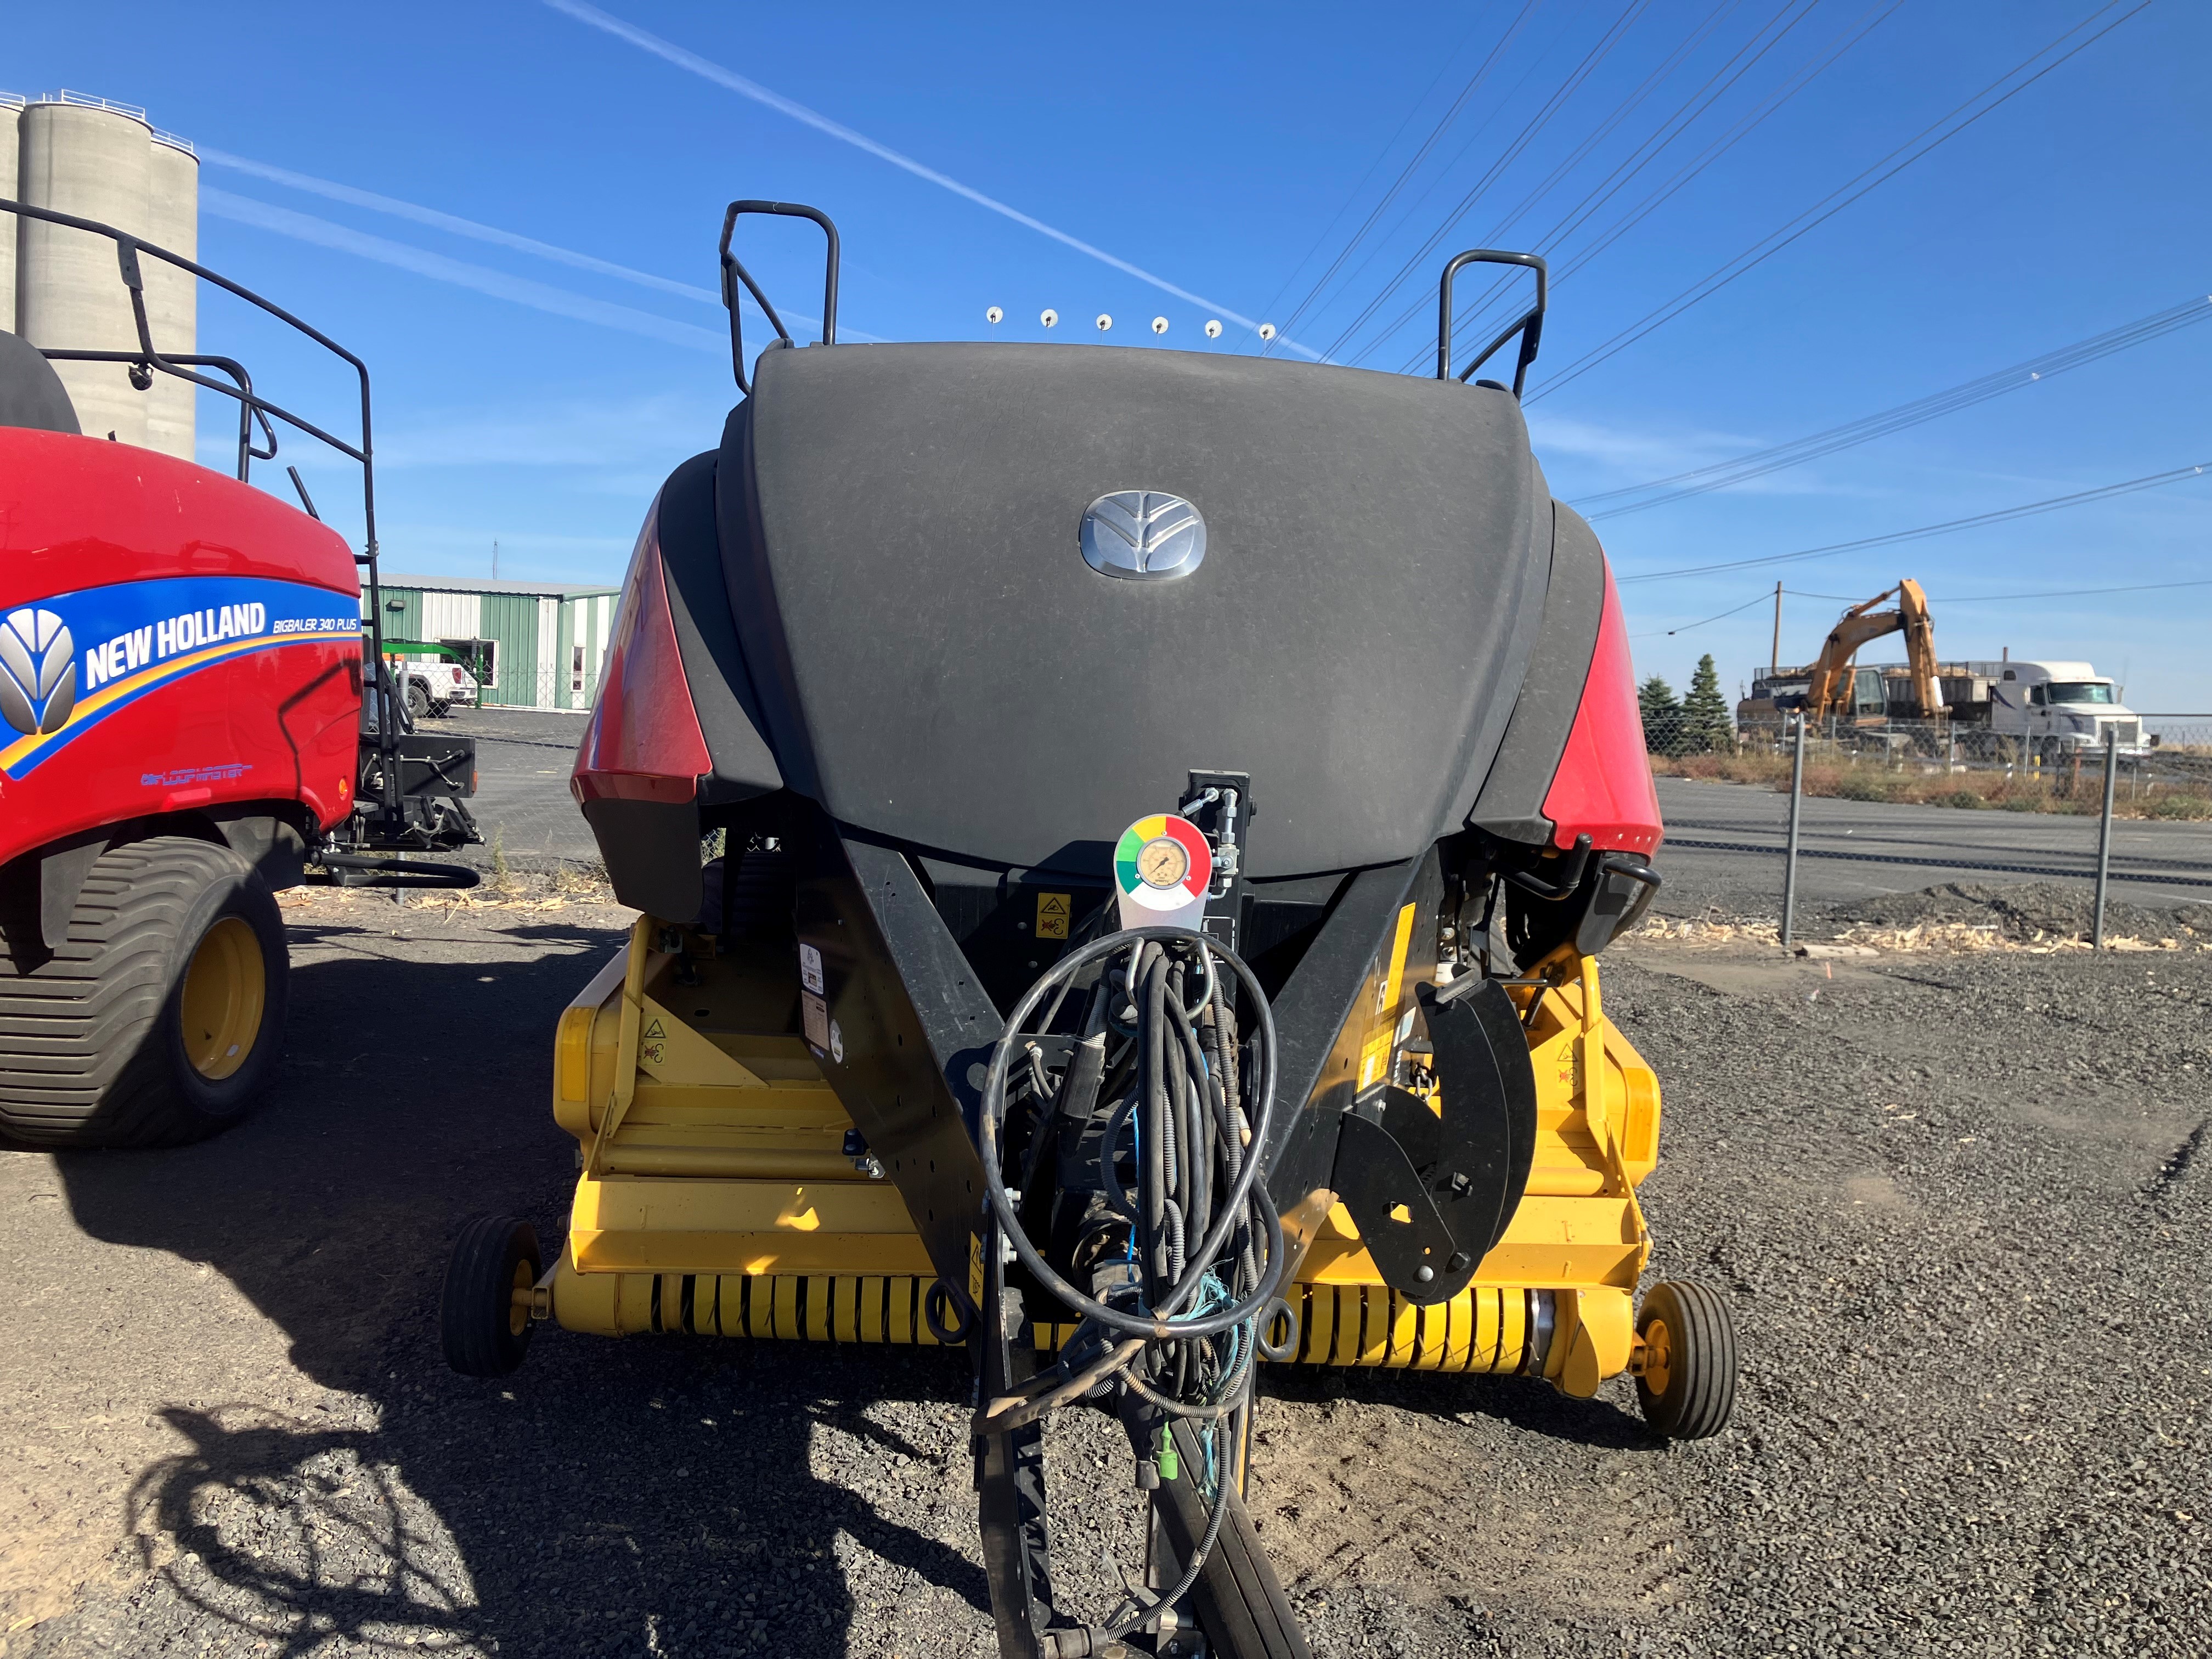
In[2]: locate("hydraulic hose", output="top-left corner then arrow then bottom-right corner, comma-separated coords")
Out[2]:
976,927 -> 1287,1342
974,924 -> 1288,1641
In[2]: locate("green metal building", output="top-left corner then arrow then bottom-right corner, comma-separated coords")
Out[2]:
363,573 -> 622,712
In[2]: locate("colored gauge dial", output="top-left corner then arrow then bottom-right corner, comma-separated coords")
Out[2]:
1114,814 -> 1212,912
1137,837 -> 1188,889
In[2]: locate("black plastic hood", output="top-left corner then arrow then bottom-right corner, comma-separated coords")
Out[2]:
715,341 -> 1553,878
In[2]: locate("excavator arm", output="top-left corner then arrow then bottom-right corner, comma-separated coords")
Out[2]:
1805,591 -> 1903,720
1895,577 -> 1944,717
1803,579 -> 1946,721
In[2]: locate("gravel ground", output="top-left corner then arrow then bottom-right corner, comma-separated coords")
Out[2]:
4,887 -> 2208,1657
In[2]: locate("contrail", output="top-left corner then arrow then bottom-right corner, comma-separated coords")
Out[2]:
542,0 -> 1318,359
201,151 -> 874,342
203,149 -> 720,304
202,189 -> 729,353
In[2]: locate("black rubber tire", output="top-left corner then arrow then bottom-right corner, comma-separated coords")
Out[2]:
1634,1280 -> 1737,1440
0,836 -> 287,1147
442,1215 -> 541,1377
405,679 -> 431,721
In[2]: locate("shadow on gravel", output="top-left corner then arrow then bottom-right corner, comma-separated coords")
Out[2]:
1263,1365 -> 1658,1451
41,927 -> 985,1658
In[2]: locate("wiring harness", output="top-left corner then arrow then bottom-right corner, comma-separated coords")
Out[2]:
976,926 -> 1291,1642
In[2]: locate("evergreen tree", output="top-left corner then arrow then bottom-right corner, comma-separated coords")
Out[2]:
1682,653 -> 1733,752
1638,674 -> 1684,756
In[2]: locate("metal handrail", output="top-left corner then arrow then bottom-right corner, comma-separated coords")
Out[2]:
1436,248 -> 1547,398
0,193 -> 394,814
36,351 -> 276,481
37,89 -> 148,121
718,199 -> 840,394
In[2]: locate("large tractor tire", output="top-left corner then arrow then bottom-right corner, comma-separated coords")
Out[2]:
0,836 -> 289,1147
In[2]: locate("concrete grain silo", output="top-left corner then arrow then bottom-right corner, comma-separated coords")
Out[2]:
0,94 -> 20,332
17,93 -> 155,447
143,131 -> 199,461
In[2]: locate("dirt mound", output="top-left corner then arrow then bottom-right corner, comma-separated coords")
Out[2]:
1832,881 -> 2212,943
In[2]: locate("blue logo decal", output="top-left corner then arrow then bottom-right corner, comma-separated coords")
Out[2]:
0,575 -> 359,779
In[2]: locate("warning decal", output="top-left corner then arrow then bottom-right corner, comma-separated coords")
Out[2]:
1035,891 -> 1071,940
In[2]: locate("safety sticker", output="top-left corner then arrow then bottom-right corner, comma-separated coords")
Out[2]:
967,1233 -> 986,1307
799,942 -> 825,995
1035,891 -> 1071,940
641,1018 -> 666,1040
802,991 -> 830,1052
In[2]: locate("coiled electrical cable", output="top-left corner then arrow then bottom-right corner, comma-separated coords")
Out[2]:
977,928 -> 1287,1345
974,925 -> 1290,1640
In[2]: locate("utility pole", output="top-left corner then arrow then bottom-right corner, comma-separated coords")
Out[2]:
2092,725 -> 2118,949
492,539 -> 500,581
1770,580 -> 1784,677
1781,714 -> 1807,950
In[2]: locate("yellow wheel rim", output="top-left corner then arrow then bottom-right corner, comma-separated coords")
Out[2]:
179,916 -> 266,1081
509,1259 -> 535,1338
1643,1316 -> 1674,1397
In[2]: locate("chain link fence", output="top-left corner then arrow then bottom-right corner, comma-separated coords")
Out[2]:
1641,705 -> 2212,820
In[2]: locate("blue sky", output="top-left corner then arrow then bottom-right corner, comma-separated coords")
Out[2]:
12,1 -> 2209,706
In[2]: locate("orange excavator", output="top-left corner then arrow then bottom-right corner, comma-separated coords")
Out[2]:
1803,578 -> 1944,721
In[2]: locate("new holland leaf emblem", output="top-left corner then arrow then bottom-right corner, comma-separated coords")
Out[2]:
0,608 -> 76,736
1079,491 -> 1207,582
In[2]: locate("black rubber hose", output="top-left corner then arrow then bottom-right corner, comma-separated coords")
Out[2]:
978,928 -> 1286,1342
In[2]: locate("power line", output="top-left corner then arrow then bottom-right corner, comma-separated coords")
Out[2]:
1261,2 -> 1541,356
1347,0 -> 1775,371
1396,0 -> 1745,366
1938,576 -> 2212,603
1317,1 -> 1656,365
1391,0 -> 1864,375
1628,590 -> 1773,637
1615,460 -> 2212,584
1527,0 -> 2155,402
1390,0 -> 1908,376
1573,294 -> 2212,518
1633,575 -> 2212,639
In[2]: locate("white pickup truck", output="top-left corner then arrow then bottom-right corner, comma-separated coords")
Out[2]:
384,646 -> 480,721
1987,660 -> 2148,761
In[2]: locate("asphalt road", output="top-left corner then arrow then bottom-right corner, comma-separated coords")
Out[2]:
441,712 -> 2212,912
430,706 -> 600,868
4,898 -> 2205,1656
1651,776 -> 2212,916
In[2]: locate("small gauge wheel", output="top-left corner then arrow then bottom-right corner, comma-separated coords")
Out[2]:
1137,836 -> 1189,891
1634,1280 -> 1736,1440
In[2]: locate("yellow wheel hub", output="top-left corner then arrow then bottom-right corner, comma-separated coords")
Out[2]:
509,1259 -> 535,1338
179,916 -> 266,1081
1641,1316 -> 1674,1397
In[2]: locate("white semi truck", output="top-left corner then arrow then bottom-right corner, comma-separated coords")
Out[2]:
1741,657 -> 2149,761
1984,659 -> 2148,762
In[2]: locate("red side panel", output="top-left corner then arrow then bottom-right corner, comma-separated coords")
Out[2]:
572,502 -> 711,805
1539,561 -> 1663,856
0,430 -> 364,870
